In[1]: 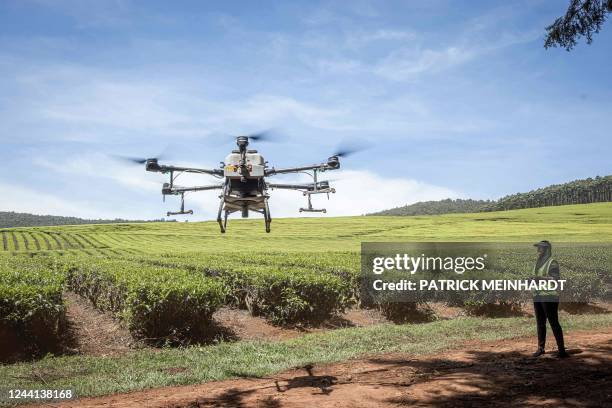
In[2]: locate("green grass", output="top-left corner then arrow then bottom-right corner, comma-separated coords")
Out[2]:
1,203 -> 611,254
1,313 -> 610,406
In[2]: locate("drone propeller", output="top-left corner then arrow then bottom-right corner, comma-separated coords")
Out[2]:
113,154 -> 167,165
240,129 -> 279,142
333,148 -> 358,158
332,139 -> 370,158
111,145 -> 173,165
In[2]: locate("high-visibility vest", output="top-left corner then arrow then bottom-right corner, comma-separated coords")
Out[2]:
532,257 -> 558,297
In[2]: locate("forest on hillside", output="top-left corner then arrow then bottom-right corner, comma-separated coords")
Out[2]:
369,176 -> 612,216
369,199 -> 491,216
482,175 -> 612,211
0,212 -> 174,228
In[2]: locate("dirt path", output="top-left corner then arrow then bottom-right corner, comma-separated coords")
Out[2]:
212,306 -> 390,342
43,328 -> 611,408
63,292 -> 133,356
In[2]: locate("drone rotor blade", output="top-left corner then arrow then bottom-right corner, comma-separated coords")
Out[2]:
111,145 -> 171,165
112,155 -> 148,165
246,129 -> 278,142
332,139 -> 370,158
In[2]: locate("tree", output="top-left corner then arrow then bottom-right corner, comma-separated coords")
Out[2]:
545,0 -> 612,50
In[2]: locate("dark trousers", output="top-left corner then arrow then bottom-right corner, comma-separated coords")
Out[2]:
533,301 -> 565,351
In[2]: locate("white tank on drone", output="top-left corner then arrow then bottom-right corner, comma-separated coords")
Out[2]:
224,150 -> 265,178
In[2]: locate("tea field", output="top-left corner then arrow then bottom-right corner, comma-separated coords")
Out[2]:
0,203 -> 611,404
2,203 -> 611,255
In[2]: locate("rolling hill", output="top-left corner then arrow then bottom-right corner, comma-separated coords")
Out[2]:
368,175 -> 612,216
1,203 -> 611,253
0,211 -> 174,229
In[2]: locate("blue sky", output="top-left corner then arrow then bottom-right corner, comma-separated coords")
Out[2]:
0,0 -> 610,220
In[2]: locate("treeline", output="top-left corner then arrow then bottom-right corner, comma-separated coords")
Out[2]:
369,199 -> 491,216
0,212 -> 175,228
368,175 -> 612,216
482,175 -> 612,211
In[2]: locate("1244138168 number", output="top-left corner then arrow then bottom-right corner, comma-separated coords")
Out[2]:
8,389 -> 74,400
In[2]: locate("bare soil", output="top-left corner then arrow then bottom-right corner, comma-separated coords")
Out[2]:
30,296 -> 612,358
38,328 -> 612,408
212,306 -> 390,342
62,292 -> 133,356
1,292 -> 135,363
54,295 -> 392,357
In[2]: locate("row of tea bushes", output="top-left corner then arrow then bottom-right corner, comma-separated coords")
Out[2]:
115,252 -> 356,325
0,256 -> 67,358
60,258 -> 227,342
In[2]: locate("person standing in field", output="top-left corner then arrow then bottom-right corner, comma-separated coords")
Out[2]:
531,240 -> 569,358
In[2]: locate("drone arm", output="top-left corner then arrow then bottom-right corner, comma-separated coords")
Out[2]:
163,184 -> 224,195
164,166 -> 223,176
265,159 -> 339,176
267,181 -> 330,191
146,161 -> 223,176
265,165 -> 321,175
267,183 -> 310,190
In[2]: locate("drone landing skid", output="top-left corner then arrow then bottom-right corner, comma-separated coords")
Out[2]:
299,178 -> 332,213
299,207 -> 326,213
167,210 -> 193,216
167,192 -> 193,217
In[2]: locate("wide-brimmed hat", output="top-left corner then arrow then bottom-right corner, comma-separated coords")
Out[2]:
533,240 -> 551,248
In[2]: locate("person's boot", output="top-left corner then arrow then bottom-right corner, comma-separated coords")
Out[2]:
554,336 -> 568,358
532,348 -> 545,357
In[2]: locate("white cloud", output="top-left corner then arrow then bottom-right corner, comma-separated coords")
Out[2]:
0,181 -> 114,219
232,95 -> 352,130
32,153 -> 228,220
38,81 -> 195,132
28,0 -> 132,29
345,29 -> 416,48
374,46 -> 474,81
316,58 -> 364,75
34,153 -> 165,193
8,62 -> 358,138
148,170 -> 461,221
267,169 -> 460,217
369,20 -> 540,82
0,168 -> 459,221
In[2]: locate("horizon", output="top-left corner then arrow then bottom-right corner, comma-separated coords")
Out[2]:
3,173 -> 610,221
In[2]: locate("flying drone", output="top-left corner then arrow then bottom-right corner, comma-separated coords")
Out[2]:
122,133 -> 357,233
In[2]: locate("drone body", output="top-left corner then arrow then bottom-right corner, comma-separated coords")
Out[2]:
143,136 -> 341,233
